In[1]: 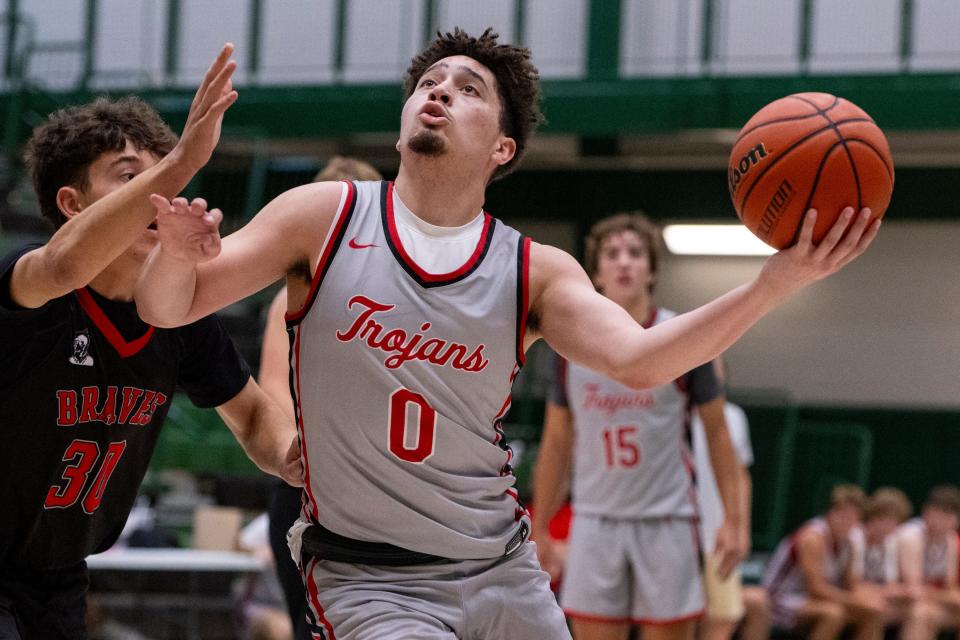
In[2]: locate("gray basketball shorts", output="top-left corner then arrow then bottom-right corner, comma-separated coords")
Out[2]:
560,514 -> 705,624
301,542 -> 571,640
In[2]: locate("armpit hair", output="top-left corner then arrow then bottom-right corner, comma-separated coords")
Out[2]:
288,258 -> 312,285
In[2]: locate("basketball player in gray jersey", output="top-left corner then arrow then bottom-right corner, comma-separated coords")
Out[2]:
534,212 -> 745,640
136,28 -> 879,640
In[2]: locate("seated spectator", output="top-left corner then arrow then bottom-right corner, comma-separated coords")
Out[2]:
897,485 -> 960,640
763,484 -> 884,640
859,488 -> 919,635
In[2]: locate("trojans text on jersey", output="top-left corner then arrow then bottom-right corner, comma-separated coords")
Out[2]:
335,295 -> 488,373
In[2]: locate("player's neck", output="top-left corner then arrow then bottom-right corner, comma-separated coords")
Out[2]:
86,254 -> 142,301
394,163 -> 486,227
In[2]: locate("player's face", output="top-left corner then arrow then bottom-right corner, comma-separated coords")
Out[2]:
864,514 -> 899,541
398,55 -> 513,171
828,503 -> 862,536
924,506 -> 959,537
77,140 -> 161,260
593,230 -> 654,301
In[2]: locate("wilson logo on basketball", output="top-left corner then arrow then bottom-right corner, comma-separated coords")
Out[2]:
727,142 -> 770,195
757,179 -> 796,240
336,295 -> 489,373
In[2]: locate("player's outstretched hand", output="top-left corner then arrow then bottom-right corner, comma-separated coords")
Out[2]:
151,195 -> 223,264
758,207 -> 880,297
280,436 -> 304,488
172,43 -> 239,174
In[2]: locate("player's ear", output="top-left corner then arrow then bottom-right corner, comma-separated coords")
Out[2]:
492,136 -> 516,166
56,186 -> 84,221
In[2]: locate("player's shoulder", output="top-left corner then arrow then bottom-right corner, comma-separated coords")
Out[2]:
528,241 -> 583,278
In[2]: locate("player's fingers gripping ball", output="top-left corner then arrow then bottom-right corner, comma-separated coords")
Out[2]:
728,92 -> 894,249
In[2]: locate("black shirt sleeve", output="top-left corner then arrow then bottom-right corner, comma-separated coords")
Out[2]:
0,245 -> 73,390
687,359 -> 722,406
547,350 -> 569,408
0,244 -> 51,319
177,313 -> 252,408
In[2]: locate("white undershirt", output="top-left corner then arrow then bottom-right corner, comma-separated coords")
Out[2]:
393,189 -> 484,274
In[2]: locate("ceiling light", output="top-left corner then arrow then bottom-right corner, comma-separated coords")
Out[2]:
662,224 -> 776,256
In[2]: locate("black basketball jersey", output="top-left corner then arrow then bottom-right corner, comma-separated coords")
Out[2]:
0,245 -> 251,569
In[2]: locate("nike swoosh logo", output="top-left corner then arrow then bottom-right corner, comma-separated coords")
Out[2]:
348,237 -> 378,249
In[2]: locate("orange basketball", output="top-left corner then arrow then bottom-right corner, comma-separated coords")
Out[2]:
728,92 -> 894,249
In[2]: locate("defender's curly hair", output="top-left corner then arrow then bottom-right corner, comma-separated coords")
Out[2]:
403,28 -> 544,181
24,96 -> 177,229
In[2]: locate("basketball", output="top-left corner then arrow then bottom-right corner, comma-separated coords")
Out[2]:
728,92 -> 894,249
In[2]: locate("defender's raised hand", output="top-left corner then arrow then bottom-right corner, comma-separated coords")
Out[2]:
171,43 -> 239,174
150,195 -> 223,264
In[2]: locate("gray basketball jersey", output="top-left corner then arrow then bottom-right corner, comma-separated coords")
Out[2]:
563,308 -> 699,519
288,181 -> 530,561
763,518 -> 860,601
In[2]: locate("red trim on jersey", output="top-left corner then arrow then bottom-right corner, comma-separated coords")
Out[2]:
633,610 -> 705,626
765,534 -> 800,597
517,236 -> 531,366
75,288 -> 154,358
642,305 -> 658,329
286,181 -> 357,324
384,181 -> 492,283
680,438 -> 700,530
292,327 -> 320,522
303,556 -> 337,639
563,610 -> 633,624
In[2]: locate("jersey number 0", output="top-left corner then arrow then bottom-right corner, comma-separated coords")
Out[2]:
388,388 -> 437,463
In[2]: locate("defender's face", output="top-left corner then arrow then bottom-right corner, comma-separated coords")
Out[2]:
593,230 -> 655,300
398,55 -> 506,163
77,140 -> 161,259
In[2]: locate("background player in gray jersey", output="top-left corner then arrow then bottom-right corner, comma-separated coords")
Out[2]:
136,28 -> 879,640
534,212 -> 746,640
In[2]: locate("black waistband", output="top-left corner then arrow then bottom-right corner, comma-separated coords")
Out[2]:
301,523 -> 452,566
300,520 -> 530,566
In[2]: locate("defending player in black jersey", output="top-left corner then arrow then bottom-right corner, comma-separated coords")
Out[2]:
0,45 -> 301,640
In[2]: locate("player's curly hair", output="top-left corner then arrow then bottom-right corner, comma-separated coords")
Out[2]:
403,27 -> 544,181
584,212 -> 663,292
24,96 -> 177,229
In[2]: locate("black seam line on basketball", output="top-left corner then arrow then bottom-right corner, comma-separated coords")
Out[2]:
735,117 -> 875,213
734,112 -> 827,145
790,140 -> 846,246
843,138 -> 895,180
789,93 -> 842,116
805,98 -> 863,211
737,125 -> 833,213
734,95 -> 840,144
